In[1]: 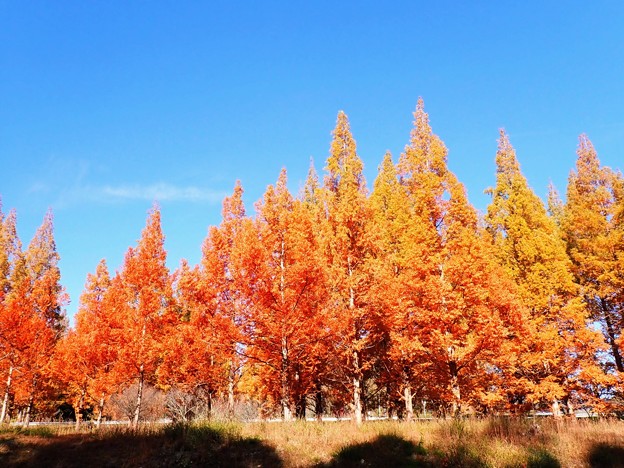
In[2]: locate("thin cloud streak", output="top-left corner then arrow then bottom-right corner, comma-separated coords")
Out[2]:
100,183 -> 227,203
52,183 -> 228,208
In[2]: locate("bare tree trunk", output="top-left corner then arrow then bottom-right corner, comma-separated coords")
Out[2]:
566,398 -> 575,418
404,384 -> 414,422
449,360 -> 461,418
96,395 -> 105,429
205,390 -> 213,420
315,382 -> 323,421
0,366 -> 13,424
552,399 -> 562,418
353,349 -> 363,426
227,361 -> 235,418
281,336 -> 293,421
75,389 -> 86,431
603,306 -> 624,372
74,388 -> 87,431
347,260 -> 363,426
23,392 -> 34,428
296,394 -> 306,419
132,369 -> 144,429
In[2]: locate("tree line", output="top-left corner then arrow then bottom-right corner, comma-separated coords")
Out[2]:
1,99 -> 623,427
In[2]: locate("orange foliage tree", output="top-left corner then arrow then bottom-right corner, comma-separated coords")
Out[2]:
0,208 -> 21,423
0,210 -> 66,426
162,183 -> 251,418
113,207 -> 174,428
397,100 -> 523,416
320,112 -> 387,425
54,259 -> 121,428
235,169 -> 328,420
369,151 -> 435,419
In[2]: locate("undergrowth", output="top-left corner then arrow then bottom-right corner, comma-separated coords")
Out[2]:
0,418 -> 623,467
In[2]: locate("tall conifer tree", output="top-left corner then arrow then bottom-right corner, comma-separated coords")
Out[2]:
563,136 -> 623,377
486,130 -> 604,414
321,112 -> 383,425
398,100 -> 522,416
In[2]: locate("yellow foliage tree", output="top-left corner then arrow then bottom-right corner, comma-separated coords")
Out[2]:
486,130 -> 605,415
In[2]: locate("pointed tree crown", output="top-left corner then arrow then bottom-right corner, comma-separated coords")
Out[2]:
222,180 -> 246,222
324,111 -> 366,196
302,158 -> 320,206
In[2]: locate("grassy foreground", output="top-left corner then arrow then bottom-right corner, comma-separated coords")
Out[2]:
1,418 -> 624,467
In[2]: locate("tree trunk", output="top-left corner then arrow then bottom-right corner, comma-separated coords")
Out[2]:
206,391 -> 213,420
227,361 -> 235,418
386,384 -> 394,420
0,365 -> 13,424
353,374 -> 362,425
281,336 -> 293,421
296,394 -> 306,419
566,398 -> 575,418
315,383 -> 323,421
23,392 -> 34,428
552,399 -> 562,418
449,360 -> 461,418
75,389 -> 86,431
603,304 -> 624,372
347,264 -> 363,426
404,384 -> 414,422
132,369 -> 144,429
352,349 -> 363,426
96,395 -> 105,429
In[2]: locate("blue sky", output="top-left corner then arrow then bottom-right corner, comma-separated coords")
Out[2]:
1,1 -> 623,321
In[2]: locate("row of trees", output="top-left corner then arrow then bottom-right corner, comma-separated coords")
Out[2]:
1,100 -> 623,426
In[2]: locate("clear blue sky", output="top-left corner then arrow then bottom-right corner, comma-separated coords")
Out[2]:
1,1 -> 623,321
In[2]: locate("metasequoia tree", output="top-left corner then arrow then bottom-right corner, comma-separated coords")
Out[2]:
1,273 -> 53,426
237,169 -> 327,420
11,211 -> 67,426
369,152 -> 433,420
115,207 -> 174,428
55,259 -> 119,428
158,258 -> 231,419
563,136 -> 624,378
485,130 -> 604,415
0,209 -> 21,423
320,111 -> 385,425
186,182 -> 250,417
25,211 -> 67,335
397,100 -> 523,416
614,177 -> 624,353
300,160 -> 335,419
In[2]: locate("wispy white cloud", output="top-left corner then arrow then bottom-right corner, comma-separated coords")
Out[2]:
29,157 -> 228,208
52,183 -> 227,208
27,182 -> 50,194
99,183 -> 226,203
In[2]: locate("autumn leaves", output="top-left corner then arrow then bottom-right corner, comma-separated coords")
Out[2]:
1,99 -> 623,426
0,211 -> 66,425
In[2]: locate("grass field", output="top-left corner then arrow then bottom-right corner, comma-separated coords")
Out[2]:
1,418 -> 624,467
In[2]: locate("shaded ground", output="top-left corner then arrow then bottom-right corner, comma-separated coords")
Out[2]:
588,443 -> 624,468
0,425 -> 282,468
317,434 -> 560,468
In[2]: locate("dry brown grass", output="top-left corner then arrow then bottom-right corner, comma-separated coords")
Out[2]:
1,417 -> 623,467
241,418 -> 624,467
